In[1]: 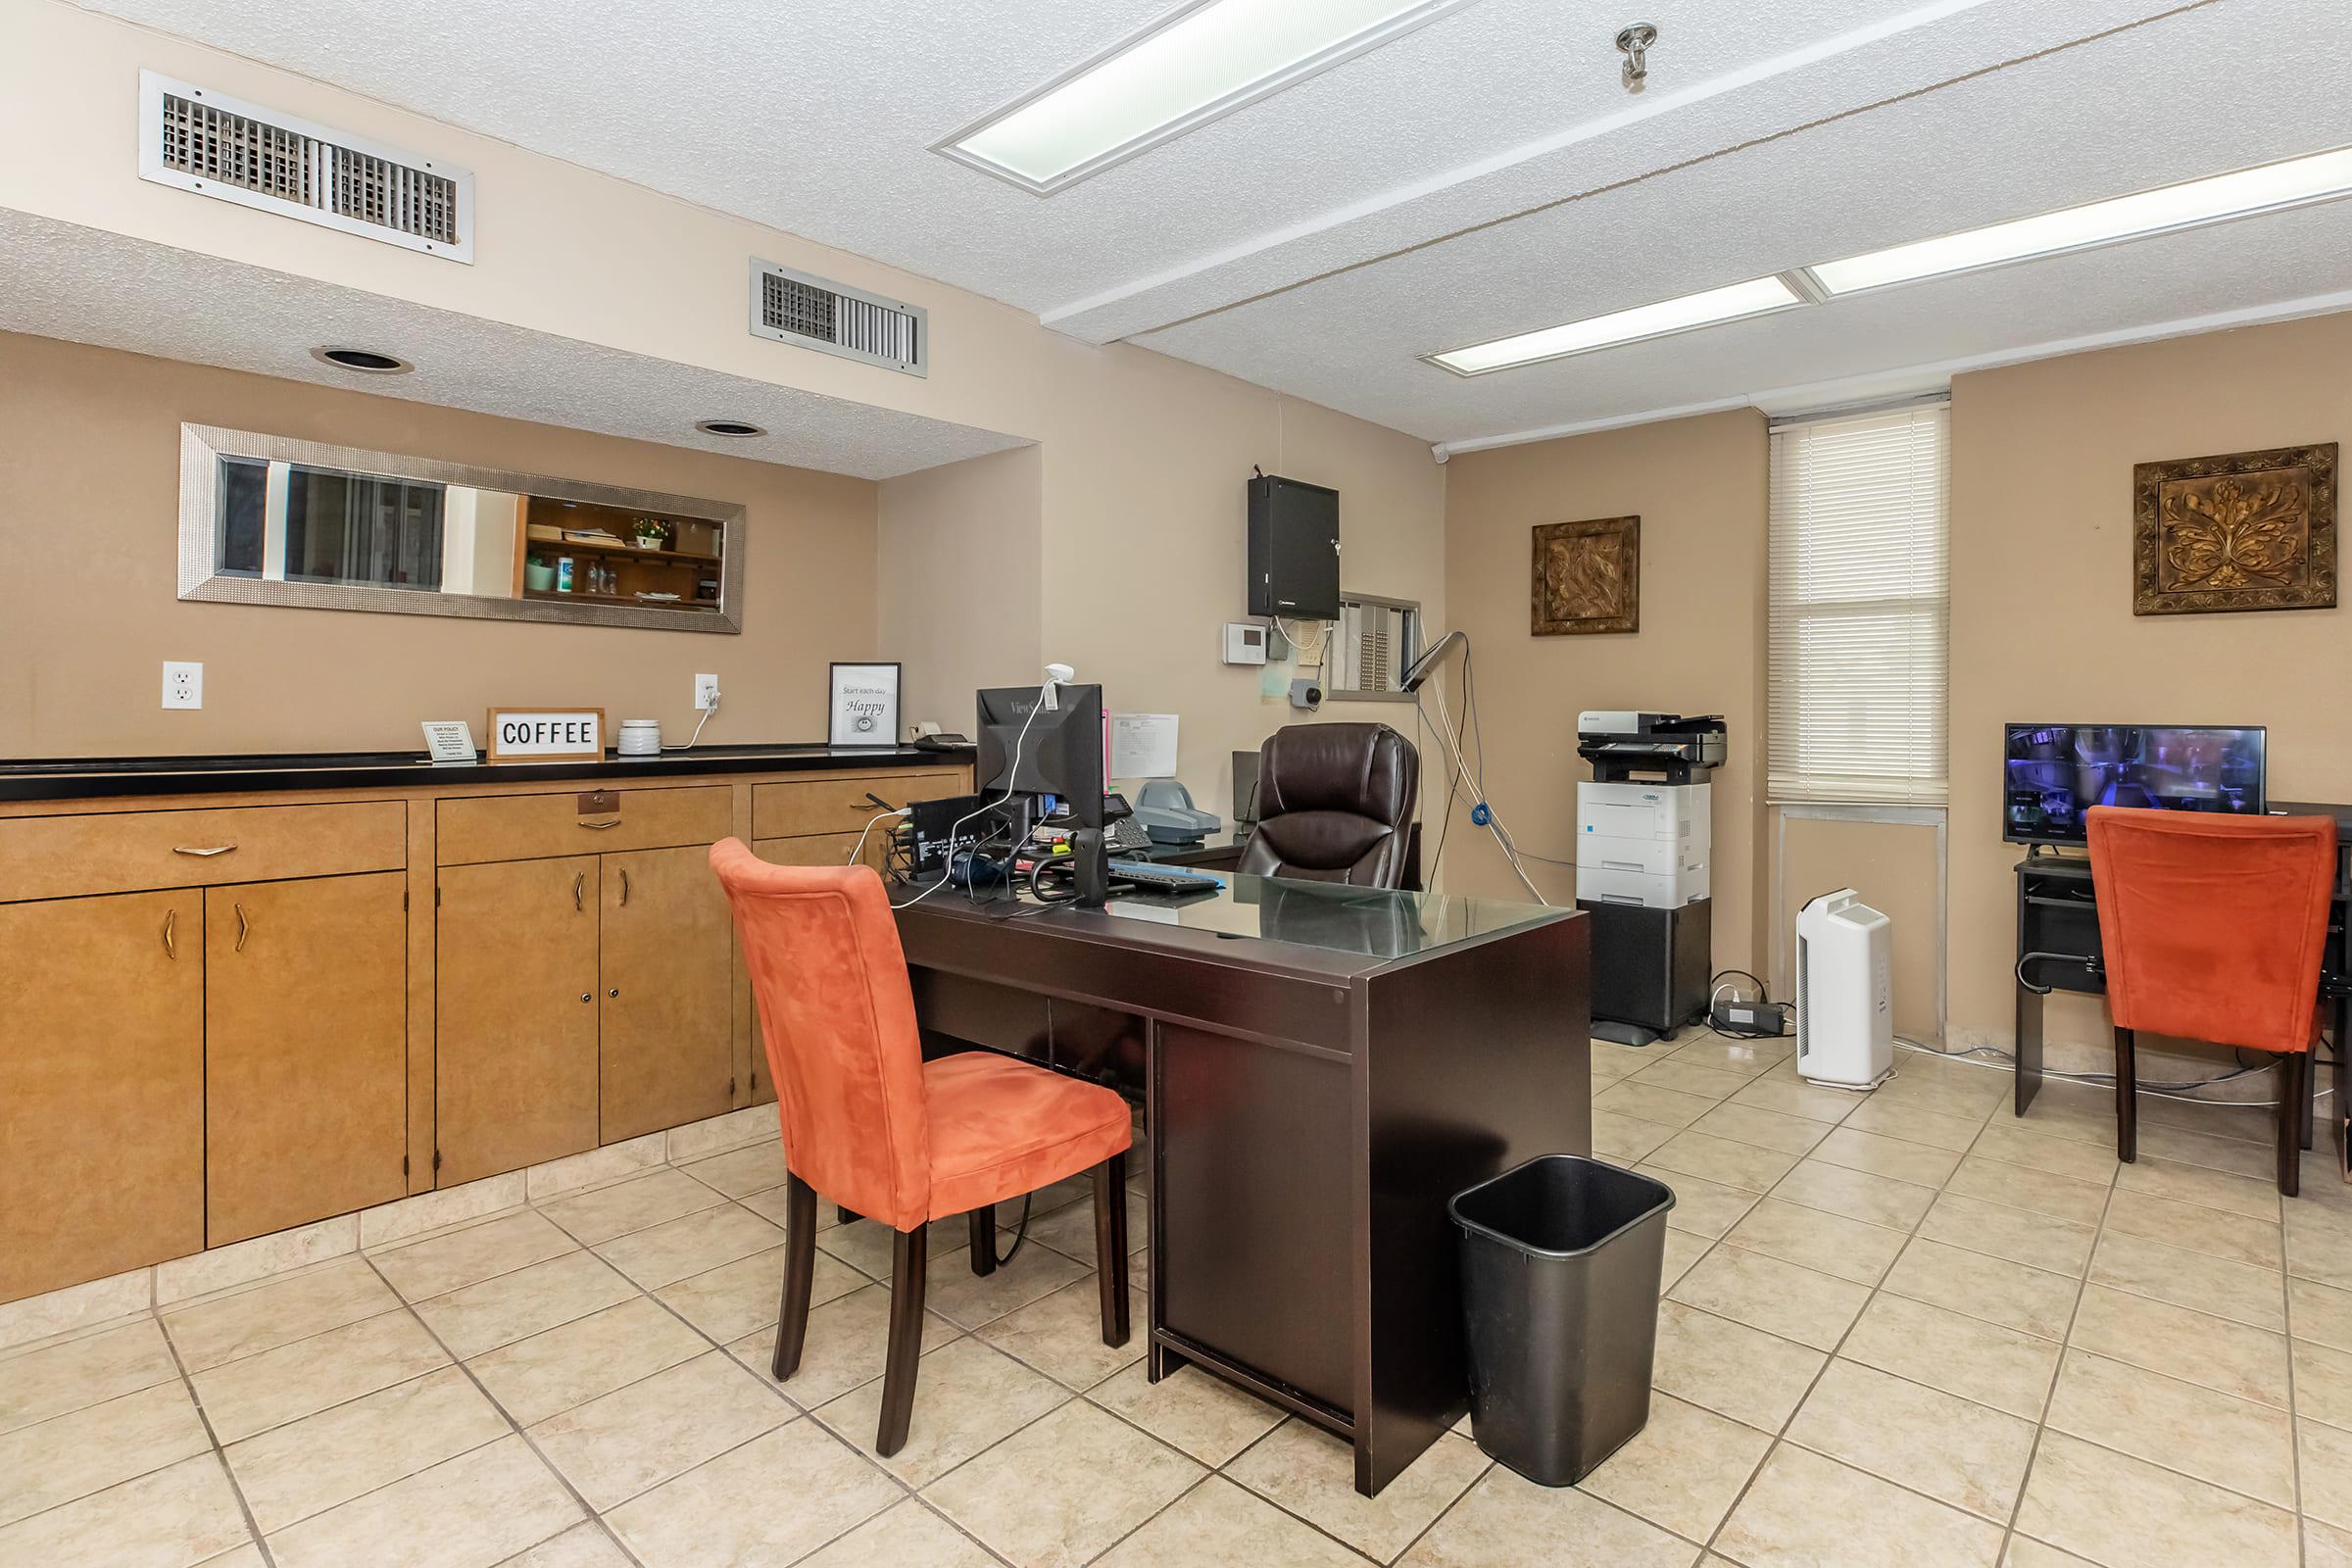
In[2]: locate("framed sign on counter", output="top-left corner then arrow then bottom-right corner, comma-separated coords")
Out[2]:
829,662 -> 901,747
486,708 -> 606,763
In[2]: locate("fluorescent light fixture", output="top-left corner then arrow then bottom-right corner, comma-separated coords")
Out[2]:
1813,145 -> 2352,295
1428,275 -> 1805,376
936,0 -> 1476,195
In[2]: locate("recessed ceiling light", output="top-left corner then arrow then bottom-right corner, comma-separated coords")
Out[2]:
310,346 -> 413,374
695,419 -> 766,438
1427,275 -> 1805,376
936,0 -> 1475,195
1810,145 -> 2352,296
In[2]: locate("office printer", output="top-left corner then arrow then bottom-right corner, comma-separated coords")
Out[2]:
1575,711 -> 1727,782
1573,711 -> 1727,1045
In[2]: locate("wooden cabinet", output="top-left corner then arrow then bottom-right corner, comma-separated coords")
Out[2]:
204,874 -> 408,1246
0,890 -> 204,1302
0,801 -> 404,902
0,759 -> 966,1303
753,772 -> 960,839
600,846 -> 733,1141
437,787 -> 730,865
435,857 -> 601,1185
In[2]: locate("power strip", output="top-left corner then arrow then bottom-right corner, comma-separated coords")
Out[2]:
1711,1000 -> 1788,1039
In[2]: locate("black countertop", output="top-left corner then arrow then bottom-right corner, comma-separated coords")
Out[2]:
0,743 -> 976,803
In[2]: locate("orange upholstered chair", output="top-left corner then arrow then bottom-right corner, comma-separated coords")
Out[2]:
2085,807 -> 2335,1196
710,839 -> 1132,1453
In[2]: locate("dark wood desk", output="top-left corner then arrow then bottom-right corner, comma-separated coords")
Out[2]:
893,875 -> 1588,1494
2011,800 -> 2352,1167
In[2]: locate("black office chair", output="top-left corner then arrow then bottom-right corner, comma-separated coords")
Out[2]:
1236,723 -> 1418,889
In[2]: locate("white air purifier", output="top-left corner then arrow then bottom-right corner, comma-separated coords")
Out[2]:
1794,889 -> 1894,1089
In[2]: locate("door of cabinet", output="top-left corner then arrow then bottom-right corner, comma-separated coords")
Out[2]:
205,873 -> 408,1246
0,890 -> 204,1302
600,846 -> 732,1141
436,857 -> 600,1185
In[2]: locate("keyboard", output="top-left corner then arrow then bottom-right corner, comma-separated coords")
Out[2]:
1104,816 -> 1152,854
1107,859 -> 1224,892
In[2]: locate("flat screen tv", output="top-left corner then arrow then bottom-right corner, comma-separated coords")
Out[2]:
2003,723 -> 2266,845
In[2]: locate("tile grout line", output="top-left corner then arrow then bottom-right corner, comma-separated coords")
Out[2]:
351,1250 -> 649,1568
1692,1063 -> 1997,1563
152,1303 -> 282,1568
1994,1130 -> 2123,1566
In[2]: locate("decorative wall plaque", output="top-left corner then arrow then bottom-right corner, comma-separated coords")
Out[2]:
1532,515 -> 1640,636
2132,444 -> 2336,616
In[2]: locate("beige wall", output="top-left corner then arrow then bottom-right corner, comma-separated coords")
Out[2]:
1948,310 -> 2352,1071
876,444 -> 1044,731
0,331 -> 876,755
1442,410 -> 1769,963
1776,811 -> 1942,1043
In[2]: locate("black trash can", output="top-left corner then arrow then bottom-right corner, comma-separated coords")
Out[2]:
1449,1152 -> 1677,1487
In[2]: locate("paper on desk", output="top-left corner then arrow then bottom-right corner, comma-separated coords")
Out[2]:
1109,712 -> 1179,779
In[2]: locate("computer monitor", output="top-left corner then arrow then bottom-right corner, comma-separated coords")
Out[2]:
977,684 -> 1104,829
2001,722 -> 2266,845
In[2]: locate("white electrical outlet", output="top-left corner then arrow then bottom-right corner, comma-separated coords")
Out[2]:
694,673 -> 721,711
162,662 -> 203,710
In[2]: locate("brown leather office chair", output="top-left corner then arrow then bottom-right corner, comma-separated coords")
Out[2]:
1236,723 -> 1418,888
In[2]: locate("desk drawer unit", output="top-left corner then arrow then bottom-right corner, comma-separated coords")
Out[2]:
437,786 -> 730,864
753,771 -> 961,839
0,802 -> 405,903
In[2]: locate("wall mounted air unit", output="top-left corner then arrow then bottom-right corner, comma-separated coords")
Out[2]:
1794,888 -> 1894,1089
749,258 -> 927,376
1326,594 -> 1422,699
137,72 -> 473,262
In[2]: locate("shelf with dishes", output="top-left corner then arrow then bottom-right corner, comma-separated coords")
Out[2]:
521,586 -> 718,611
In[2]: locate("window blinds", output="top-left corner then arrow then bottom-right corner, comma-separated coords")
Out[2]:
1767,403 -> 1950,806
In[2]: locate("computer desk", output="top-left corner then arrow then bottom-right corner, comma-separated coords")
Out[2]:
2012,799 -> 2352,1167
892,873 -> 1589,1496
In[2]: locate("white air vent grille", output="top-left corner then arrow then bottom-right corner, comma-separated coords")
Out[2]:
750,259 -> 926,376
139,72 -> 473,262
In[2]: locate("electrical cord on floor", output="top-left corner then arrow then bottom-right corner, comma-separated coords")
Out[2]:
996,1194 -> 1035,1266
1892,1037 -> 2335,1106
1703,968 -> 1790,1043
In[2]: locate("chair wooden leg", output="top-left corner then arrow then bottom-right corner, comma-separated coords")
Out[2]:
1094,1151 -> 1130,1348
837,1204 -> 862,1225
771,1172 -> 817,1381
2280,1051 -> 2305,1198
875,1221 -> 928,1457
2113,1026 -> 2137,1164
967,1204 -> 997,1276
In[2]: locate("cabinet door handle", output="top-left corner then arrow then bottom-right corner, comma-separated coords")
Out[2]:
581,992 -> 592,1004
172,843 -> 238,858
619,868 -> 630,906
573,871 -> 585,911
608,987 -> 619,999
163,907 -> 176,959
234,902 -> 250,953
580,819 -> 623,831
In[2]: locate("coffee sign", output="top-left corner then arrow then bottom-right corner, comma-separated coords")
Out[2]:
486,708 -> 606,764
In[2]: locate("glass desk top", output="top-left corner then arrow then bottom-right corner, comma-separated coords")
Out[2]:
1100,871 -> 1564,961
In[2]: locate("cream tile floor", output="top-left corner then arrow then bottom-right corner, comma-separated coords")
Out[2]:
6,1032 -> 2352,1567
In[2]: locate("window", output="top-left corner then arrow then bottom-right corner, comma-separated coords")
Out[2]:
1767,403 -> 1950,806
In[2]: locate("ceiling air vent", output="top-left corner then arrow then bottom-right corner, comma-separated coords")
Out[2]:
749,258 -> 926,376
138,71 -> 474,262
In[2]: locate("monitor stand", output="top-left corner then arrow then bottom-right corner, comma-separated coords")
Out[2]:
1070,827 -> 1109,909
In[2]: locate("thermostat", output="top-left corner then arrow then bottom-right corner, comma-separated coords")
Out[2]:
1222,622 -> 1268,665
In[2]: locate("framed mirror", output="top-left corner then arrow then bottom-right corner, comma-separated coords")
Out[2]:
177,424 -> 746,633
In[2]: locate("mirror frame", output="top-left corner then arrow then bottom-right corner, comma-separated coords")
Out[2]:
177,424 -> 747,634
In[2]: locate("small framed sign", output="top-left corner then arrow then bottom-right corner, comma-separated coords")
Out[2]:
419,719 -> 477,765
486,708 -> 606,764
828,662 -> 901,747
